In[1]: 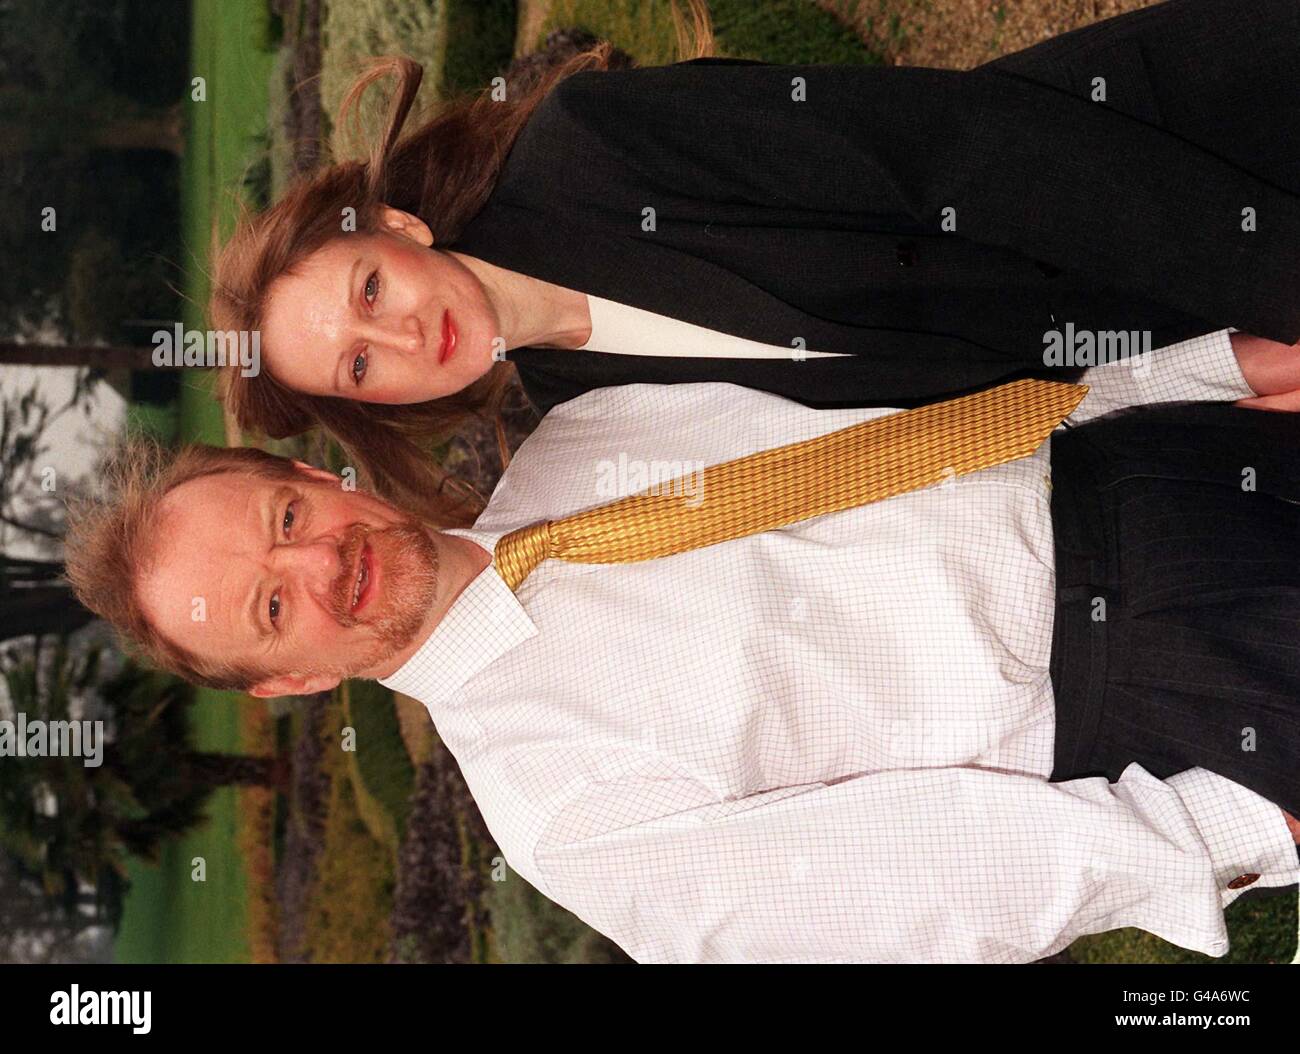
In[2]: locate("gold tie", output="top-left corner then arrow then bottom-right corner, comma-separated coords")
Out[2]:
493,377 -> 1087,591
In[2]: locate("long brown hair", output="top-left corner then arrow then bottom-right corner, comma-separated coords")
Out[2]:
213,2 -> 715,527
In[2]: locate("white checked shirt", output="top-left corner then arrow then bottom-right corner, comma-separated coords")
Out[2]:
382,330 -> 1300,963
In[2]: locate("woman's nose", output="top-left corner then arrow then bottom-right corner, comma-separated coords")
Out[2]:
364,315 -> 423,355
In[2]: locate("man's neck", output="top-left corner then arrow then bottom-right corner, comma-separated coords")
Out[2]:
366,532 -> 493,681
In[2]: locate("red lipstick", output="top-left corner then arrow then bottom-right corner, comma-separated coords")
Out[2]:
439,309 -> 457,365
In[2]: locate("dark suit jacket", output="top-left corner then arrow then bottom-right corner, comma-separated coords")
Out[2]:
446,0 -> 1300,415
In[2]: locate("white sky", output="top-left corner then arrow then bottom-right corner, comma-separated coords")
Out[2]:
0,365 -> 126,561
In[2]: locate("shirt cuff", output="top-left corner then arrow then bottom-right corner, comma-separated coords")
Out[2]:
1165,768 -> 1299,906
1141,329 -> 1254,403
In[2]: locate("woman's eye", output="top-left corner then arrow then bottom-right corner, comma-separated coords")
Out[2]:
351,351 -> 367,385
282,502 -> 296,537
269,592 -> 281,625
364,271 -> 379,304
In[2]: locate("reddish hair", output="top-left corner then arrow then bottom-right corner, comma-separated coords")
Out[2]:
212,2 -> 715,527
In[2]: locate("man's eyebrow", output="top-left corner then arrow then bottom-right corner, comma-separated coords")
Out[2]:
250,581 -> 270,642
248,486 -> 284,642
249,493 -> 275,642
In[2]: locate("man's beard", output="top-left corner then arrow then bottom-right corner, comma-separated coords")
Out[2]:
317,519 -> 440,677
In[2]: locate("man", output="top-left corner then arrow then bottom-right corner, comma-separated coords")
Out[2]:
67,332 -> 1300,962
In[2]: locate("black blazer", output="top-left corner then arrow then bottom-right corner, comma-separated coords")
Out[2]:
446,0 -> 1300,415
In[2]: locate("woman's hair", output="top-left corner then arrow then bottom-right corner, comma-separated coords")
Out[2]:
212,1 -> 715,528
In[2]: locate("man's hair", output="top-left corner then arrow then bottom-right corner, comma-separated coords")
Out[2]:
64,440 -> 303,691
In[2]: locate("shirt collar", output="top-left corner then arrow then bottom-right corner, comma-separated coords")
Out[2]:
378,528 -> 537,707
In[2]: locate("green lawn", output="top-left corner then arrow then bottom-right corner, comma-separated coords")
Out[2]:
113,0 -> 276,964
535,0 -> 879,65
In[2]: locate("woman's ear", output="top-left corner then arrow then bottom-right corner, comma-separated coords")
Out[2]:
379,205 -> 434,247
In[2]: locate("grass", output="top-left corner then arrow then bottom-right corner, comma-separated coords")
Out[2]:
533,0 -> 880,64
301,698 -> 396,962
318,0 -> 447,156
113,0 -> 276,964
313,0 -> 516,158
112,687 -> 254,963
483,865 -> 630,964
442,0 -> 519,94
1070,895 -> 1297,965
338,678 -> 417,858
236,703 -> 280,963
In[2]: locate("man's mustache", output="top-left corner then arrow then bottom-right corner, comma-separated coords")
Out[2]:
327,523 -> 370,626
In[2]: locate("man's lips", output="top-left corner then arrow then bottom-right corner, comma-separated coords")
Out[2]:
351,543 -> 375,614
438,308 -> 457,365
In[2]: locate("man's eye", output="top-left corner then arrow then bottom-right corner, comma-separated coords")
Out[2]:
269,592 -> 281,625
351,351 -> 367,385
364,271 -> 379,304
282,502 -> 296,537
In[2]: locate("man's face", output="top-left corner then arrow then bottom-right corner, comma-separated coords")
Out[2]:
136,464 -> 441,695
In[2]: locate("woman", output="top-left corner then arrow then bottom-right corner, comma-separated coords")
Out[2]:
212,0 -> 1300,524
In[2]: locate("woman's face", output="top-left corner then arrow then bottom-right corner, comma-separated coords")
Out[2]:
260,208 -> 499,403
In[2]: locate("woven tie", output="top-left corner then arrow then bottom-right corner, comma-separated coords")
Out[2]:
493,377 -> 1087,591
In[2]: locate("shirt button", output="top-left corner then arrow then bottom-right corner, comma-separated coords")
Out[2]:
1227,873 -> 1260,889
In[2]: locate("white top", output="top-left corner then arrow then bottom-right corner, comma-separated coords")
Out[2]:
576,294 -> 850,358
382,329 -> 1298,963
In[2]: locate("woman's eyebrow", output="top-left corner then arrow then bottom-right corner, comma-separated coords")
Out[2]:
333,257 -> 365,393
345,257 -> 362,311
334,348 -> 349,393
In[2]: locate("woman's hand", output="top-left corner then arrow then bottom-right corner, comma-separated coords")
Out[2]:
1237,389 -> 1300,411
1283,809 -> 1300,844
1232,332 -> 1300,410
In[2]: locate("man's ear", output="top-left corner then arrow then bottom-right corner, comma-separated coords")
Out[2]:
248,672 -> 342,699
290,459 -> 341,485
378,205 -> 433,247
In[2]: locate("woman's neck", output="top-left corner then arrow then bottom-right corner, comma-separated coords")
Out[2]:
447,251 -> 591,351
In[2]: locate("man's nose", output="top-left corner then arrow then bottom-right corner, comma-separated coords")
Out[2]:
274,538 -> 343,601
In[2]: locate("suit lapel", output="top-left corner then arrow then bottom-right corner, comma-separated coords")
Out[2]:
451,199 -> 855,353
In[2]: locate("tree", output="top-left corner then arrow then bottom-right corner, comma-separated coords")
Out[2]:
0,343 -> 165,370
0,373 -> 99,645
0,0 -> 189,157
0,849 -> 112,963
0,90 -> 184,157
0,642 -> 290,930
0,0 -> 188,343
0,556 -> 93,642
